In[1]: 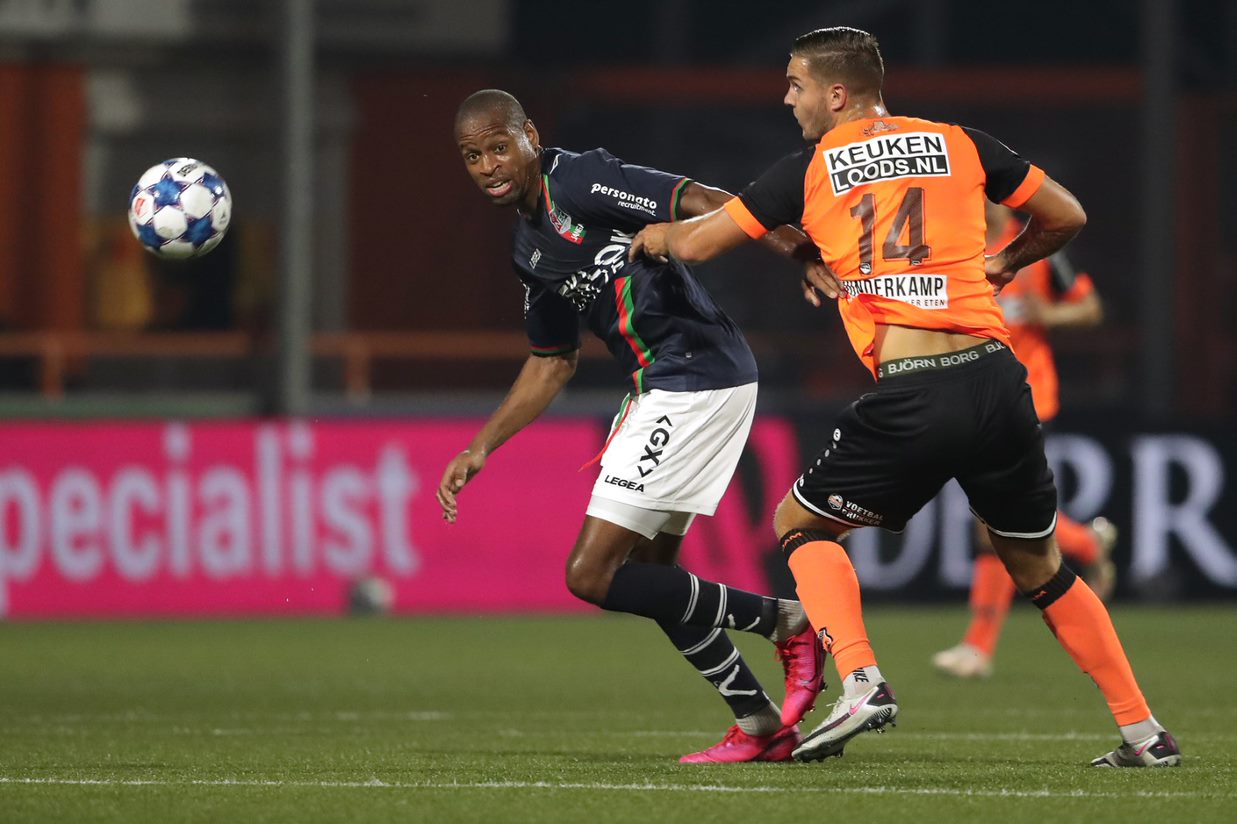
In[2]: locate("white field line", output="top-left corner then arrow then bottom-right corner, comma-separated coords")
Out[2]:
9,723 -> 1233,745
12,711 -> 451,723
0,776 -> 1226,800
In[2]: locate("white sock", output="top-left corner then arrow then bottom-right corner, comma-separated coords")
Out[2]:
736,701 -> 782,736
842,666 -> 884,698
1119,715 -> 1165,745
770,599 -> 808,643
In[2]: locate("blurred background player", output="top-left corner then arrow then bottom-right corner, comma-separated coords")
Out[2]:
933,200 -> 1118,679
437,90 -> 825,763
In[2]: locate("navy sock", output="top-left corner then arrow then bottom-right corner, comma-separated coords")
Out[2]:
601,562 -> 778,637
659,623 -> 772,720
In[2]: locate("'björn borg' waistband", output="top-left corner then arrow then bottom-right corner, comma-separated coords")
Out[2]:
876,339 -> 1008,381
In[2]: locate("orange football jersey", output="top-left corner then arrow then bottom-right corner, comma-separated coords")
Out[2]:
726,116 -> 1046,377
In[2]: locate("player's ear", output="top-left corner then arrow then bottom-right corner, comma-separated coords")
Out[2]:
524,119 -> 541,152
829,83 -> 848,113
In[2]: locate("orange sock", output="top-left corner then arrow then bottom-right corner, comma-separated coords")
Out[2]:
961,554 -> 1017,656
1055,512 -> 1099,565
785,538 -> 877,679
1034,568 -> 1151,725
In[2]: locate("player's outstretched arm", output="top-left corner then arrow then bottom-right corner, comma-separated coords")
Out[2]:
986,177 -> 1086,291
630,207 -> 751,265
437,350 -> 578,522
676,183 -> 818,264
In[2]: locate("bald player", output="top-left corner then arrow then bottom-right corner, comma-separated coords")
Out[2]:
438,90 -> 826,763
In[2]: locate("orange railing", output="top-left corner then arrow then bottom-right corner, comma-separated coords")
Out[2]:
0,331 -> 613,400
0,329 -> 1132,402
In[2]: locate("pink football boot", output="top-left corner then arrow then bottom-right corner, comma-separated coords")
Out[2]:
774,626 -> 827,726
678,724 -> 801,764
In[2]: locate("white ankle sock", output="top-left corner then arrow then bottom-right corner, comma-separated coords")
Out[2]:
1119,715 -> 1165,745
770,599 -> 808,643
842,666 -> 884,698
737,702 -> 782,736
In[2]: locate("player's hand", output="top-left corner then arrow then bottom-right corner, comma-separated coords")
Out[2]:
629,224 -> 671,263
802,259 -> 843,306
437,449 -> 486,523
984,253 -> 1017,294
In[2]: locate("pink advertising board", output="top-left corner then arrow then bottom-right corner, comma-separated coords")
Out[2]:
0,419 -> 798,618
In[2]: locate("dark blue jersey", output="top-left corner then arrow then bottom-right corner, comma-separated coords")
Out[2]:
512,147 -> 757,393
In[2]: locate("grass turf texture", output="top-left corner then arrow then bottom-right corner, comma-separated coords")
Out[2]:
1,606 -> 1233,823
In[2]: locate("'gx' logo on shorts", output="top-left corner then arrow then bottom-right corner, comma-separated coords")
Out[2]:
637,415 -> 673,477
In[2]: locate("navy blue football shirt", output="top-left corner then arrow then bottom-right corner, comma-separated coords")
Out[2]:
512,148 -> 757,393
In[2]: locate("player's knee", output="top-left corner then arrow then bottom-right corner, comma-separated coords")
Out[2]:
771,493 -> 803,537
989,534 -> 1060,591
564,555 -> 612,605
628,537 -> 679,566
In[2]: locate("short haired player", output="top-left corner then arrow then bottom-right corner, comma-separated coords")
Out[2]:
630,28 -> 1179,767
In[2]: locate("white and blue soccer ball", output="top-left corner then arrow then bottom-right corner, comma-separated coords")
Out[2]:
128,158 -> 232,259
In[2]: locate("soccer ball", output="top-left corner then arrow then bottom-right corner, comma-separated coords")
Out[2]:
128,158 -> 232,258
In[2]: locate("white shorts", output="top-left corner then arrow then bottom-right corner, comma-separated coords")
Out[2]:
586,382 -> 757,537
585,497 -> 696,541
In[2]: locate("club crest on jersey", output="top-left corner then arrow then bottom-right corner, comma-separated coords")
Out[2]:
548,203 -> 586,244
824,131 -> 951,195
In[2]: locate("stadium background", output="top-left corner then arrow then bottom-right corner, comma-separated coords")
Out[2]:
0,0 -> 1232,615
2,3 -> 1236,821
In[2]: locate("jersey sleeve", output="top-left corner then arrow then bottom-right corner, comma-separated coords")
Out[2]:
552,148 -> 690,228
961,127 -> 1046,207
522,279 -> 581,357
728,146 -> 814,238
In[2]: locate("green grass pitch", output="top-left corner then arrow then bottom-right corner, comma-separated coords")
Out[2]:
1,605 -> 1233,823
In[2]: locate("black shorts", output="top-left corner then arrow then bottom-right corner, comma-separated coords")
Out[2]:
793,341 -> 1057,536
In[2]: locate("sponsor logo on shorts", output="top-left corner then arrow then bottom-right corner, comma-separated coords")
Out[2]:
637,415 -> 673,478
882,347 -> 984,376
842,274 -> 948,310
529,248 -> 542,269
603,475 -> 645,493
824,494 -> 883,526
823,131 -> 951,195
